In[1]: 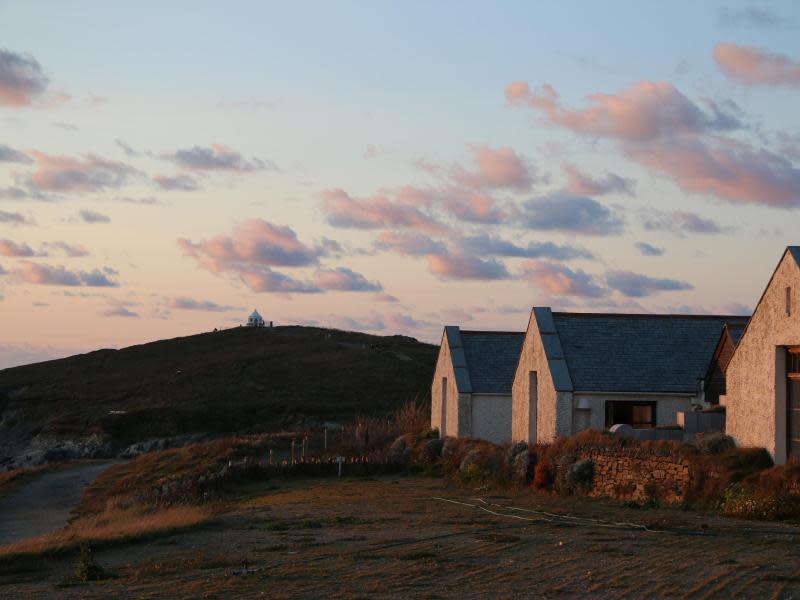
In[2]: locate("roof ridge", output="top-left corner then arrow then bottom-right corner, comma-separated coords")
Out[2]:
551,312 -> 749,320
459,330 -> 524,335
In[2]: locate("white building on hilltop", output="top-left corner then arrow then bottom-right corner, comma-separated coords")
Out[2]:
247,309 -> 266,327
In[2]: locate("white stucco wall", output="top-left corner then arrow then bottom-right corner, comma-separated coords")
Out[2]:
512,313 -> 559,443
571,394 -> 696,433
471,394 -> 512,443
725,251 -> 800,463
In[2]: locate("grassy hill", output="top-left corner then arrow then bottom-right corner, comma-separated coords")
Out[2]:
0,326 -> 438,465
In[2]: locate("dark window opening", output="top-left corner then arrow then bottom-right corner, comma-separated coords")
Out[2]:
605,401 -> 657,429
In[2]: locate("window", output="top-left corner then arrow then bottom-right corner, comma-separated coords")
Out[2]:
605,401 -> 657,429
787,287 -> 793,317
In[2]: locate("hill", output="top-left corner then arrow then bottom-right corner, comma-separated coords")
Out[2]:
0,326 -> 438,468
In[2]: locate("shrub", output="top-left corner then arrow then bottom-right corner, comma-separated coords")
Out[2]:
532,461 -> 553,490
698,433 -> 736,455
568,458 -> 595,491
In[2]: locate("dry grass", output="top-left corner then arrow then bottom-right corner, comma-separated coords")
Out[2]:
0,501 -> 212,558
0,464 -> 67,498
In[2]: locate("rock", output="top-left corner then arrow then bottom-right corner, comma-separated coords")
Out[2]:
459,447 -> 483,474
118,433 -> 206,459
441,437 -> 460,461
506,441 -> 529,465
422,438 -> 444,464
609,424 -> 635,438
512,450 -> 533,484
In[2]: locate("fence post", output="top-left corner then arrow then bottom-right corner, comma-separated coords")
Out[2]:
291,439 -> 296,465
269,448 -> 273,466
324,427 -> 328,451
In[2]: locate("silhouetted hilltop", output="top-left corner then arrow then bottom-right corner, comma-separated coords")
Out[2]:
0,326 -> 437,467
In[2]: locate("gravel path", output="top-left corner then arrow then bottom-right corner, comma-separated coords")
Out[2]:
0,461 -> 116,546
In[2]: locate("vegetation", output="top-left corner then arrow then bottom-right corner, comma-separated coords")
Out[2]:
0,326 -> 437,462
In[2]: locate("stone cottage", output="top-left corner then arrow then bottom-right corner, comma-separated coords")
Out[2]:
430,327 -> 524,444
724,247 -> 800,463
511,308 -> 749,444
704,322 -> 746,405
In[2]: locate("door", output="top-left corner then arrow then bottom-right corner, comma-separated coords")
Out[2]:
787,349 -> 800,460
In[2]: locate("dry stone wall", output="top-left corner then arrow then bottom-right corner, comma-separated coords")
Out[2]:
581,448 -> 691,504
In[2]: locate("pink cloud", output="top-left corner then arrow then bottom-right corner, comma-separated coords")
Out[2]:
27,151 -> 140,193
0,239 -> 36,257
451,145 -> 535,192
505,80 -> 740,140
373,231 -> 446,256
714,43 -> 800,87
426,251 -> 509,281
321,188 -> 444,233
440,189 -> 511,224
625,135 -> 800,208
522,261 -> 607,298
13,261 -> 118,287
0,49 -> 49,106
169,144 -> 273,172
312,267 -> 382,292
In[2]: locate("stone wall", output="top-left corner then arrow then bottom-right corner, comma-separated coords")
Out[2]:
725,249 -> 800,463
581,448 -> 691,504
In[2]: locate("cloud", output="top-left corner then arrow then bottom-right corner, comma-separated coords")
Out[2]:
312,267 -> 382,292
520,193 -> 624,235
179,219 -> 327,271
0,210 -> 34,226
373,231 -> 447,256
333,313 -> 386,332
0,239 -> 36,257
506,80 -> 741,140
562,163 -> 635,196
439,189 -> 511,224
714,43 -> 800,87
606,270 -> 693,297
0,144 -> 31,163
12,261 -> 119,287
522,261 -> 607,298
45,241 -> 90,257
640,209 -> 727,236
239,269 -> 320,294
101,306 -> 138,318
79,209 -> 111,223
386,312 -> 432,331
0,264 -> 6,275
166,297 -> 237,312
0,186 -> 55,202
460,233 -> 594,260
168,144 -> 273,172
625,135 -> 800,208
0,48 -> 49,106
374,292 -> 399,303
719,7 -> 792,28
426,251 -> 510,280
153,174 -> 200,191
178,219 -> 349,294
27,152 -> 141,193
321,188 -> 444,233
453,145 -> 536,192
635,241 -> 664,257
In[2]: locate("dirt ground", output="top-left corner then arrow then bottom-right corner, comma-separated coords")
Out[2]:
3,476 -> 800,599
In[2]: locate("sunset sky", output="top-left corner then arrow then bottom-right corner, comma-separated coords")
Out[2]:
1,1 -> 800,368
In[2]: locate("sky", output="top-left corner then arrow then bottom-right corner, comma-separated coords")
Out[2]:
1,1 -> 800,368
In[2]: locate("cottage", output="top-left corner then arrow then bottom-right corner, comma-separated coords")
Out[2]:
724,247 -> 800,463
511,308 -> 748,444
704,323 -> 746,405
430,327 -> 524,443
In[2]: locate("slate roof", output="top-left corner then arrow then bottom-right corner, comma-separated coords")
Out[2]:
459,331 -> 524,394
550,313 -> 749,394
726,323 -> 746,346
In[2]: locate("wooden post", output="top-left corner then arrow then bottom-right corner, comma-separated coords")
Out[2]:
301,437 -> 306,462
324,427 -> 328,450
269,448 -> 273,466
291,439 -> 296,464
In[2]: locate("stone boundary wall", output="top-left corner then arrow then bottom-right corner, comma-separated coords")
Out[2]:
581,448 -> 691,504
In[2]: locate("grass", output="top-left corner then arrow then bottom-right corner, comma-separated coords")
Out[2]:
0,501 -> 213,559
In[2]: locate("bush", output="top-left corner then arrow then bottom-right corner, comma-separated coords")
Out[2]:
721,484 -> 800,520
532,461 -> 553,490
698,433 -> 736,455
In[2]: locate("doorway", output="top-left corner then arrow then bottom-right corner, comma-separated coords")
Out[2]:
787,349 -> 800,460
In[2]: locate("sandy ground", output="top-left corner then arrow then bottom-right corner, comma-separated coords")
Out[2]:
3,476 -> 800,598
0,462 -> 116,545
